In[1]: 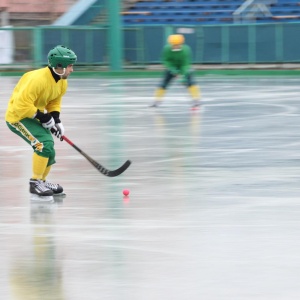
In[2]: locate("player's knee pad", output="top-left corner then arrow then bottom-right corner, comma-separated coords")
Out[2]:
40,140 -> 56,165
185,74 -> 195,87
161,70 -> 175,89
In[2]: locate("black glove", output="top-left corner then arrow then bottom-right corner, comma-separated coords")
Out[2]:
49,111 -> 60,123
50,111 -> 65,141
35,110 -> 55,129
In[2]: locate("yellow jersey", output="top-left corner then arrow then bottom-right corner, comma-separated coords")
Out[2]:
5,67 -> 67,123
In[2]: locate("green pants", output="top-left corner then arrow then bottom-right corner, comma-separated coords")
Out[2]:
160,70 -> 195,89
6,118 -> 56,166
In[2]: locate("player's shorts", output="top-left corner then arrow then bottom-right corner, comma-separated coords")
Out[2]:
6,118 -> 56,166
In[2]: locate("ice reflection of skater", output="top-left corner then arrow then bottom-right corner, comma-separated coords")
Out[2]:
10,203 -> 65,299
151,110 -> 201,172
150,110 -> 201,201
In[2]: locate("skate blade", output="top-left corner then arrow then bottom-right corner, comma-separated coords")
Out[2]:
53,193 -> 66,199
30,194 -> 54,203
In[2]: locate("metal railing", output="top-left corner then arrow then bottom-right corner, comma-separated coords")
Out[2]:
1,22 -> 300,68
233,0 -> 277,23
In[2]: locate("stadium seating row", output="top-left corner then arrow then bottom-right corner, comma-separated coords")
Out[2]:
123,0 -> 300,25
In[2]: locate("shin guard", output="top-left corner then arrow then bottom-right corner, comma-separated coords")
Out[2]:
32,152 -> 49,180
188,85 -> 201,100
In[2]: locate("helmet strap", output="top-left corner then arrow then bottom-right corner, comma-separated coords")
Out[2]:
52,67 -> 66,76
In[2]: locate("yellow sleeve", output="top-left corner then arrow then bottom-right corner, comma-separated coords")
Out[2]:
11,75 -> 43,119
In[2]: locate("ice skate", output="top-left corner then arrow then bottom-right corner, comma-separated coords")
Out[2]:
29,179 -> 54,202
43,180 -> 65,197
30,179 -> 53,196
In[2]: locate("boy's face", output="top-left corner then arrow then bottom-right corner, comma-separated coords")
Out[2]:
56,64 -> 74,79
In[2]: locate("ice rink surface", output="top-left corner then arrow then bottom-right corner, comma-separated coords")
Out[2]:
1,75 -> 300,299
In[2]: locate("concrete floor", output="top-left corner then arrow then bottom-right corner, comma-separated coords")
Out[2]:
1,75 -> 300,299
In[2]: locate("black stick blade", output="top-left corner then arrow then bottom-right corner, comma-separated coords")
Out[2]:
107,160 -> 132,177
95,160 -> 132,177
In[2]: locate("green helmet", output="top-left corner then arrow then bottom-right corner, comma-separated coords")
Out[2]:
47,45 -> 77,68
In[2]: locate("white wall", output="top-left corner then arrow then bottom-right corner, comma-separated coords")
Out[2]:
0,26 -> 14,64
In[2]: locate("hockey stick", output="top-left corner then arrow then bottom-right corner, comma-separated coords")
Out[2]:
62,135 -> 131,177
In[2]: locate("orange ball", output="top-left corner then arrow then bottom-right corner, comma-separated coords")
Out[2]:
123,189 -> 130,196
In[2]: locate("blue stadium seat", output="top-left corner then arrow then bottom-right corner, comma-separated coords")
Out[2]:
123,0 -> 300,25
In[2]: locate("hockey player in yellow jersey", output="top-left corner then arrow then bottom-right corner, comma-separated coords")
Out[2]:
5,45 -> 77,200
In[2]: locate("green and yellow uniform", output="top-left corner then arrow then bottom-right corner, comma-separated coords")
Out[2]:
6,67 -> 66,168
152,34 -> 201,107
5,45 -> 77,192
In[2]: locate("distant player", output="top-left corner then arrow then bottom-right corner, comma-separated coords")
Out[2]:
5,45 -> 77,200
150,34 -> 201,108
